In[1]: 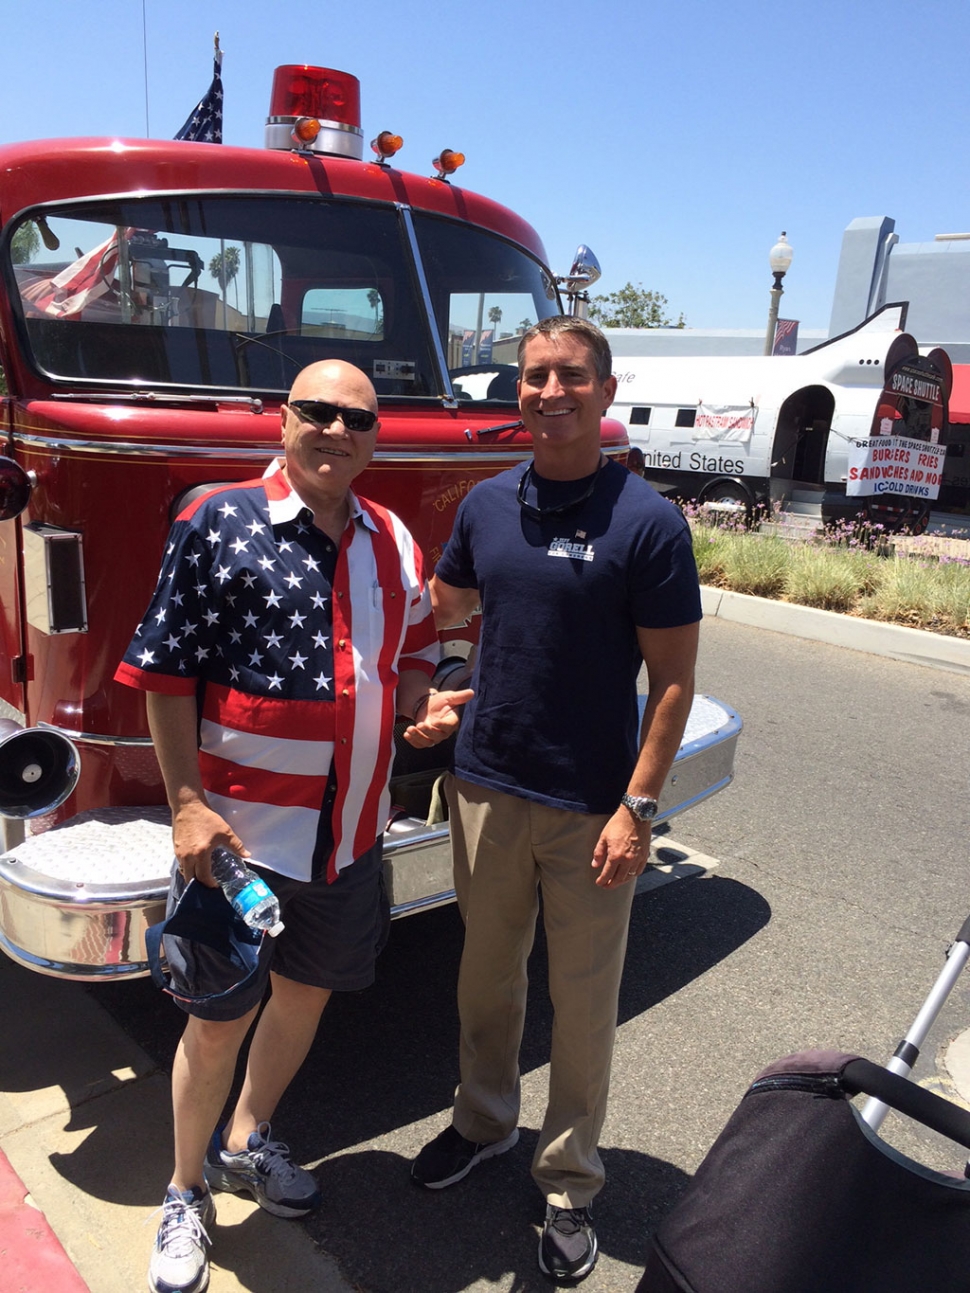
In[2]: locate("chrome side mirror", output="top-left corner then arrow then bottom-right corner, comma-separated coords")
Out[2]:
557,245 -> 602,317
565,245 -> 601,292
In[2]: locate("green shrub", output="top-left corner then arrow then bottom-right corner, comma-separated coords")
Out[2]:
686,515 -> 970,638
691,526 -> 731,585
721,534 -> 788,598
784,545 -> 881,612
865,556 -> 970,633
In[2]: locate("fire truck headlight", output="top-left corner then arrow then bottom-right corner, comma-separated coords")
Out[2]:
432,149 -> 465,179
0,457 -> 33,521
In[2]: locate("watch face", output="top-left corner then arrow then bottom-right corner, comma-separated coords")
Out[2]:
624,794 -> 657,821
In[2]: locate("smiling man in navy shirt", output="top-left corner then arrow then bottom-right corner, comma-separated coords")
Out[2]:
411,317 -> 701,1282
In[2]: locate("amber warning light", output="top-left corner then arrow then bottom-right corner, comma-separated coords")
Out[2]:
432,149 -> 465,180
371,131 -> 403,164
265,65 -> 364,160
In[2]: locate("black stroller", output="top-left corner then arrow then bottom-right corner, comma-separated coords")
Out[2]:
638,915 -> 970,1292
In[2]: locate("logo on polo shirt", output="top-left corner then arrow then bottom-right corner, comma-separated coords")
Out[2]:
548,536 -> 595,562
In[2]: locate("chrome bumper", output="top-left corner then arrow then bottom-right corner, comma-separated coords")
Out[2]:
0,695 -> 741,981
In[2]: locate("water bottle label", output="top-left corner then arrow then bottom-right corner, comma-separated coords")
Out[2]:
234,877 -> 275,917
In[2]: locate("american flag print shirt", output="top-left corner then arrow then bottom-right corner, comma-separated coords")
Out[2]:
115,460 -> 438,882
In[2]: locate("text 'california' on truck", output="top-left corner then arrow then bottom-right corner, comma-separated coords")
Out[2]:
0,64 -> 740,982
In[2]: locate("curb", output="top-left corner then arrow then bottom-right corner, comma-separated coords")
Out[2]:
945,1029 -> 970,1108
701,586 -> 970,676
0,1149 -> 91,1292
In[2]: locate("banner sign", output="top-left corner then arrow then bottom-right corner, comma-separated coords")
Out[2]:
772,319 -> 799,356
694,404 -> 757,444
478,329 -> 493,364
461,329 -> 475,366
847,347 -> 952,501
846,435 -> 946,499
871,352 -> 949,445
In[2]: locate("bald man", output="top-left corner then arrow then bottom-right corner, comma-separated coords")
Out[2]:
117,361 -> 471,1293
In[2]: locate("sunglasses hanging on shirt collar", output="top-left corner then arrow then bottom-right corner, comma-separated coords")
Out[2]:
516,459 -> 605,521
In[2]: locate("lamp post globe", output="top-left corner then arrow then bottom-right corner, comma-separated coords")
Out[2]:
764,231 -> 793,355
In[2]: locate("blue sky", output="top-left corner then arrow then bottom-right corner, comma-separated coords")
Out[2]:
2,0 -> 967,334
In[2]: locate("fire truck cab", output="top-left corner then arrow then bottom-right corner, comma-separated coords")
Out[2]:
0,65 -> 740,980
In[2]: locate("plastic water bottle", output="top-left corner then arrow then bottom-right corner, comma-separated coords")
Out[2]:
209,847 -> 284,937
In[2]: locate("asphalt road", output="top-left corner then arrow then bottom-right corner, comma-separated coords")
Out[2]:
87,616 -> 970,1292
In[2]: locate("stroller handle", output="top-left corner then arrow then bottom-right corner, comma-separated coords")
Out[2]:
843,1058 -> 970,1151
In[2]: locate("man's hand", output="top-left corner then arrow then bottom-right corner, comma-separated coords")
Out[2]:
172,799 -> 248,888
146,691 -> 247,888
403,688 -> 474,749
591,809 -> 652,889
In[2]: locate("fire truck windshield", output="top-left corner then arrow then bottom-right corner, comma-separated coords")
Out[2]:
8,196 -> 559,403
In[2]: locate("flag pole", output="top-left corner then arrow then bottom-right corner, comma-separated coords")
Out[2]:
142,0 -> 151,136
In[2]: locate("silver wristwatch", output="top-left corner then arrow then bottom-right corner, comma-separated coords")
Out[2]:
620,793 -> 658,822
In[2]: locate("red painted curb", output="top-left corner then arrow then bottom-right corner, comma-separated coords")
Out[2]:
0,1150 -> 91,1292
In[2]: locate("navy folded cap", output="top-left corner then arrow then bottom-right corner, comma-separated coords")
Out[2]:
146,877 -> 269,1005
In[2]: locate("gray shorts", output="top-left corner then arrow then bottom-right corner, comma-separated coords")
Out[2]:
164,840 -> 389,1022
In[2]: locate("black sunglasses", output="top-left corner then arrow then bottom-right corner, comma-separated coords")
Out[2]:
516,461 -> 604,520
289,399 -> 378,433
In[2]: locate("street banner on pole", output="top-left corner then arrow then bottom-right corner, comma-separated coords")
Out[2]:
772,319 -> 799,355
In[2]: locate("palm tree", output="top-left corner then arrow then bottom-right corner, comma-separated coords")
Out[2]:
209,246 -> 241,312
488,305 -> 503,338
367,288 -> 381,334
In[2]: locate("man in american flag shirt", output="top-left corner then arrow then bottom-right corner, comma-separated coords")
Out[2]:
116,359 -> 471,1293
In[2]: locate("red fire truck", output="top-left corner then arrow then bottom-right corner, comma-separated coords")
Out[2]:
0,65 -> 740,979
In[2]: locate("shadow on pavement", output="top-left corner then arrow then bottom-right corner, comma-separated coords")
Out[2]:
302,1134 -> 690,1293
284,875 -> 771,1153
0,955 -> 165,1121
39,874 -> 768,1217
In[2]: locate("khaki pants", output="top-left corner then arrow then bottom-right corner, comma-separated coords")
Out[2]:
447,775 -> 637,1208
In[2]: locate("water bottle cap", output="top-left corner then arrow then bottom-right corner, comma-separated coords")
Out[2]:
267,919 -> 285,938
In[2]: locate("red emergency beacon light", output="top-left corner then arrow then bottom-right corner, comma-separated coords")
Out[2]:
265,64 -> 364,159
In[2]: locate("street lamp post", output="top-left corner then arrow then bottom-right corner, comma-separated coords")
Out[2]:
763,232 -> 793,356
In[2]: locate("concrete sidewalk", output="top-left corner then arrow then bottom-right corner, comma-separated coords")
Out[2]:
0,953 -> 353,1293
3,599 -> 970,1291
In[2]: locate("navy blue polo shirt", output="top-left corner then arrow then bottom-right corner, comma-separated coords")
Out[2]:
435,459 -> 701,814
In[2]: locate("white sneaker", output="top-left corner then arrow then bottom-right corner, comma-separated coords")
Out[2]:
148,1184 -> 215,1293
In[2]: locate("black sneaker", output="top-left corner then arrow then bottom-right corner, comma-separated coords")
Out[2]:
410,1123 -> 519,1189
538,1204 -> 598,1282
204,1121 -> 321,1217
